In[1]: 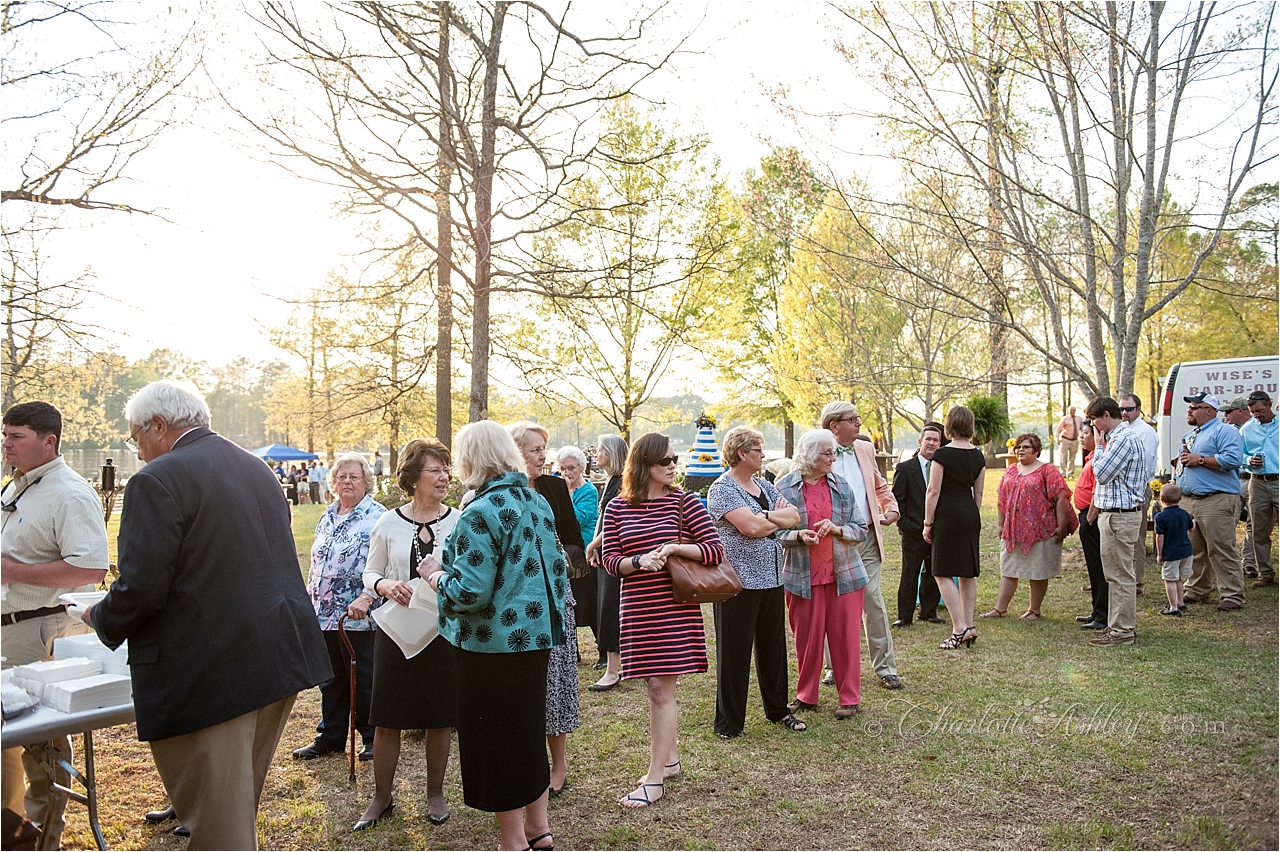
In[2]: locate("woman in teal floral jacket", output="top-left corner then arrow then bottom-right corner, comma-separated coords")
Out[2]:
424,420 -> 566,851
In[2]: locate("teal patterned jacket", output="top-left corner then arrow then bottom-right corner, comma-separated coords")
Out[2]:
436,471 -> 569,653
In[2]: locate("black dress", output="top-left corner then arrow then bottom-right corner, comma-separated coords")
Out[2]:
594,475 -> 624,654
930,446 -> 986,578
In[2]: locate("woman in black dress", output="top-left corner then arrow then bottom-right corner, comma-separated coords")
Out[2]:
584,434 -> 628,691
922,406 -> 987,650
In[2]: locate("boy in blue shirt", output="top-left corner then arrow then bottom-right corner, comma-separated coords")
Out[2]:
1154,483 -> 1196,616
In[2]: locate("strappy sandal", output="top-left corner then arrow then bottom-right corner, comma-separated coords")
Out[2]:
939,632 -> 967,650
620,781 -> 664,809
1018,610 -> 1041,621
526,831 -> 554,850
962,627 -> 977,647
979,608 -> 1007,618
636,759 -> 680,784
777,713 -> 807,732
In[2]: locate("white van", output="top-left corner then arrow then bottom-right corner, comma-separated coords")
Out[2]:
1155,355 -> 1279,477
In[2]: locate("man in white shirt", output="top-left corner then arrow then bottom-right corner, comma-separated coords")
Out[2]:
1055,406 -> 1083,478
1119,394 -> 1159,594
820,401 -> 903,690
1,401 -> 109,848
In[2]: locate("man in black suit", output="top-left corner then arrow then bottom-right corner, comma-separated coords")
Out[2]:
891,423 -> 945,627
77,380 -> 328,850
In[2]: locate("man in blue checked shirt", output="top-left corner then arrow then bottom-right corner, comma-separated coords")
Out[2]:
1241,391 -> 1278,588
1176,392 -> 1246,611
1085,397 -> 1148,647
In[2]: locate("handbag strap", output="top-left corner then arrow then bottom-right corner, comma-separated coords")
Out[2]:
675,489 -> 692,545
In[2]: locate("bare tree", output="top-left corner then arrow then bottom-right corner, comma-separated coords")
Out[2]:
237,1 -> 688,430
833,1 -> 1276,398
1,0 -> 201,213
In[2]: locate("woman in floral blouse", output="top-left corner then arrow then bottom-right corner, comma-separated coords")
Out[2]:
982,433 -> 1073,620
296,452 -> 385,761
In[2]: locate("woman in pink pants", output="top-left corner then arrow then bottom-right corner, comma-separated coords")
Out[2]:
775,429 -> 870,720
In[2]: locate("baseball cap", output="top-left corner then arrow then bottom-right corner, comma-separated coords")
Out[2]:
1221,397 -> 1249,412
1183,391 -> 1221,409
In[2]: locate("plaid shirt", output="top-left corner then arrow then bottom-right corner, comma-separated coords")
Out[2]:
1091,421 -> 1147,510
774,470 -> 869,599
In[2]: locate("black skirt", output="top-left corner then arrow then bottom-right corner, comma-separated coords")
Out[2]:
368,628 -> 459,730
455,647 -> 550,813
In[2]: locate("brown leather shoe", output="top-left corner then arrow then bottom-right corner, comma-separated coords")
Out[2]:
1251,577 -> 1274,588
1215,600 -> 1243,611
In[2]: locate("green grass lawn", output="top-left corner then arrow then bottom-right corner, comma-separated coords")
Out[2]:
65,484 -> 1278,849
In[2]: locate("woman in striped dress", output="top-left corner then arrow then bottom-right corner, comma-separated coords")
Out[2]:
602,433 -> 725,809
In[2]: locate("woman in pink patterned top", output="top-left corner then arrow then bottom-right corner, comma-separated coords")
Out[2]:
980,433 -> 1073,621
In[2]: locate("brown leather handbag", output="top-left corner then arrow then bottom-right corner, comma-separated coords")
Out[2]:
667,491 -> 742,604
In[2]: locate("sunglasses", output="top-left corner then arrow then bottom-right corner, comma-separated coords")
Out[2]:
1248,393 -> 1269,401
654,456 -> 679,467
1119,406 -> 1136,412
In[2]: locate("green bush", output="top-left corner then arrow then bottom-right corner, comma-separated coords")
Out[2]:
965,392 -> 1012,448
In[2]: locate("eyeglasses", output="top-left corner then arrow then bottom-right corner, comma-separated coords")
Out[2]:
818,450 -> 838,458
422,467 -> 451,477
124,423 -> 150,453
1119,406 -> 1136,413
835,415 -> 861,424
1014,445 -> 1036,451
335,473 -> 364,483
654,456 -> 679,467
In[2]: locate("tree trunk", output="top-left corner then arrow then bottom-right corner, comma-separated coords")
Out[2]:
468,2 -> 507,423
784,417 -> 794,458
435,1 -> 454,444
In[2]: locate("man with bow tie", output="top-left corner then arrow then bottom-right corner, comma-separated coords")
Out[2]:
819,401 -> 903,690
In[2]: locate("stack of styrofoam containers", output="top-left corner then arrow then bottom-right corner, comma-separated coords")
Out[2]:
53,633 -> 129,675
40,673 -> 132,712
11,658 -> 101,700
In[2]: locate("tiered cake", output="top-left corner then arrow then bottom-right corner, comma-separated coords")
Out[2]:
682,413 -> 723,493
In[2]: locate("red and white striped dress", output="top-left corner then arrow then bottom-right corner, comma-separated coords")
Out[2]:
602,490 -> 725,679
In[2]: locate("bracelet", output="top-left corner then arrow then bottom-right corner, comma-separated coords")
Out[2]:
923,521 -> 933,526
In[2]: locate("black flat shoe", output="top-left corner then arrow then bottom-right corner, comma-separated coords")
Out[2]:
548,780 -> 568,798
1079,620 -> 1107,631
358,742 -> 375,761
891,619 -> 912,628
352,799 -> 394,833
427,809 -> 450,826
172,825 -> 190,838
1075,614 -> 1094,623
588,676 -> 621,692
145,805 -> 175,823
924,616 -> 946,624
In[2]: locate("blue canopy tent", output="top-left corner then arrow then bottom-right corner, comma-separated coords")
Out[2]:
250,443 -> 318,461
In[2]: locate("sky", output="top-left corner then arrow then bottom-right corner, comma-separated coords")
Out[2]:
13,2 -> 862,373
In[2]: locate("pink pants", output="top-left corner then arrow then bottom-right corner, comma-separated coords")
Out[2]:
787,583 -> 864,707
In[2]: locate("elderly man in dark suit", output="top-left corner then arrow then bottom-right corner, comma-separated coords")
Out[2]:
891,422 -> 946,627
77,380 -> 328,850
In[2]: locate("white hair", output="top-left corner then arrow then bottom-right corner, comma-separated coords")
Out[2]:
124,380 -> 211,430
456,420 -> 525,490
793,429 -> 836,476
329,452 -> 374,496
556,444 -> 587,469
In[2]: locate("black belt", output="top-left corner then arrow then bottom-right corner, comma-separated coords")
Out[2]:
1245,473 -> 1279,481
1100,507 -> 1140,513
0,605 -> 66,627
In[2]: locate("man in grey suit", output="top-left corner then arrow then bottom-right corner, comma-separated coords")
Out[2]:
77,380 -> 328,850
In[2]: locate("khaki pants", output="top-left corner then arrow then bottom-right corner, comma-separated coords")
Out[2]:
1058,438 -> 1080,478
855,537 -> 897,678
1183,491 -> 1245,607
1240,479 -> 1256,575
1,612 -> 89,850
1250,477 -> 1278,580
149,695 -> 295,850
1099,510 -> 1141,638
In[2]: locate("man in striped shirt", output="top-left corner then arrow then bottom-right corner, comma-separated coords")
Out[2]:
1085,397 -> 1147,647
